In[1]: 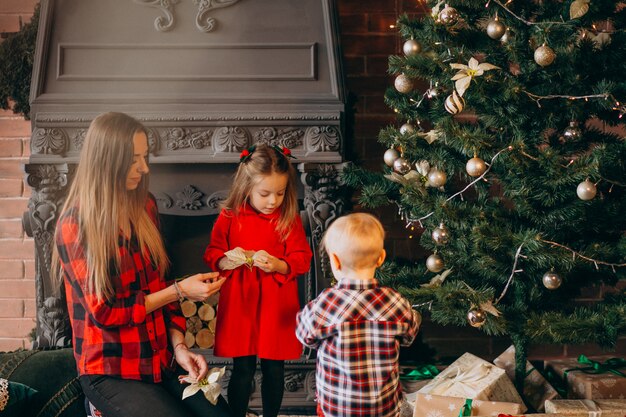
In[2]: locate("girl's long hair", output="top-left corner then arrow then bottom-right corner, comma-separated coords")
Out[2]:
53,112 -> 169,301
222,143 -> 298,239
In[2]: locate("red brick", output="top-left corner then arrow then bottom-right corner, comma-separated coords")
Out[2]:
566,339 -> 626,356
0,219 -> 23,238
24,259 -> 34,279
0,117 -> 31,137
0,260 -> 22,278
0,159 -> 26,177
0,280 -> 35,298
0,299 -> 23,317
338,13 -> 368,34
0,178 -> 23,197
0,337 -> 29,350
347,75 -> 395,95
401,0 -> 430,14
23,298 -> 36,318
342,34 -> 397,56
22,138 -> 30,157
0,15 -> 21,33
577,284 -> 602,300
338,0 -> 397,14
368,13 -> 399,33
366,56 -> 392,75
363,95 -> 393,114
0,139 -> 22,157
0,197 -> 29,218
528,343 -> 567,360
0,239 -> 34,260
0,318 -> 35,338
343,56 -> 366,76
0,0 -> 39,13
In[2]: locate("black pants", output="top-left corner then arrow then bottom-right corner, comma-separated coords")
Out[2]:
80,367 -> 231,417
228,356 -> 285,417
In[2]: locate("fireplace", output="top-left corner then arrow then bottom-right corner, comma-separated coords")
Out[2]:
23,0 -> 347,412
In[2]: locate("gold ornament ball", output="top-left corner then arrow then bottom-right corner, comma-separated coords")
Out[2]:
467,308 -> 487,328
563,121 -> 582,141
534,44 -> 556,67
384,148 -> 400,167
426,254 -> 445,272
431,223 -> 450,245
427,168 -> 447,187
394,74 -> 414,94
486,19 -> 506,40
393,157 -> 412,174
466,157 -> 487,177
438,5 -> 460,25
403,39 -> 421,56
444,91 -> 465,114
542,271 -> 562,290
400,123 -> 416,135
576,179 -> 597,200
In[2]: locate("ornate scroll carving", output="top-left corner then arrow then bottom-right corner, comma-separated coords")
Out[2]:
305,126 -> 341,152
213,127 -> 249,152
71,129 -> 87,150
164,128 -> 213,150
23,163 -> 71,348
32,128 -> 68,155
254,127 -> 304,149
133,0 -> 180,32
206,190 -> 228,212
193,0 -> 240,32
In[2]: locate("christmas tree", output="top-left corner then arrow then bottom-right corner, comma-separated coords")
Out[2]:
343,0 -> 626,389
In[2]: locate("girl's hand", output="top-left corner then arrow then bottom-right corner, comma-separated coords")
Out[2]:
178,272 -> 226,301
174,344 -> 209,381
254,253 -> 289,274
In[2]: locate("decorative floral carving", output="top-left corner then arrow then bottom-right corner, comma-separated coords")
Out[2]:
284,371 -> 306,392
254,127 -> 304,149
33,296 -> 71,348
32,128 -> 68,155
213,127 -> 249,152
133,0 -> 180,32
165,128 -> 212,150
146,128 -> 159,152
306,126 -> 340,152
72,129 -> 87,150
193,0 -> 241,32
176,185 -> 204,210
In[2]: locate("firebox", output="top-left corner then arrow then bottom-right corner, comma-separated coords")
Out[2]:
23,0 -> 347,412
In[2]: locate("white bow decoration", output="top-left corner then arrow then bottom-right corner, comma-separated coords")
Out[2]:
220,248 -> 270,270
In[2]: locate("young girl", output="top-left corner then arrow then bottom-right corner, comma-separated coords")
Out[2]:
203,143 -> 313,417
53,112 -> 229,417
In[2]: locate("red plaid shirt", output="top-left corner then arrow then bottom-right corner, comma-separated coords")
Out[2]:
56,195 -> 185,383
296,278 -> 421,417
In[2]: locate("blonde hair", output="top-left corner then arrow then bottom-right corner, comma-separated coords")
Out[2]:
222,143 -> 298,239
322,213 -> 385,270
53,112 -> 169,300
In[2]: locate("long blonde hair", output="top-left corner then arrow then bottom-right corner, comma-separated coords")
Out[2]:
222,143 -> 298,238
53,112 -> 169,300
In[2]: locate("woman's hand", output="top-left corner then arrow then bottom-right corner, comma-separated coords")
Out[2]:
254,253 -> 289,274
178,272 -> 226,302
174,344 -> 209,381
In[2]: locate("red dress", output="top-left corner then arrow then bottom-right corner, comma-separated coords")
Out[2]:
203,204 -> 312,360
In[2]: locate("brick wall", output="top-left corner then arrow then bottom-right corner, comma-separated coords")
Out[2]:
0,0 -> 622,358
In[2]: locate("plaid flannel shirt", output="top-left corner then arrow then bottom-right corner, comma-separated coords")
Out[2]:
296,278 -> 421,417
56,195 -> 185,383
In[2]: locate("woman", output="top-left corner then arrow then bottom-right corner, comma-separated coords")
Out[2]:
53,112 -> 230,417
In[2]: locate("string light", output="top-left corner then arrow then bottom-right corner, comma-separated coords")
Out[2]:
495,242 -> 525,304
539,238 -> 626,268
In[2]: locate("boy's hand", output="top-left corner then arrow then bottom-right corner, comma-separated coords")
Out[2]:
253,253 -> 289,274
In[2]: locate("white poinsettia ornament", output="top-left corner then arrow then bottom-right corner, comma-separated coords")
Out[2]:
450,57 -> 499,97
179,367 -> 225,405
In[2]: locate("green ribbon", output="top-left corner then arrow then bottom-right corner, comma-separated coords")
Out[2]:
563,355 -> 626,379
458,399 -> 473,417
399,364 -> 440,380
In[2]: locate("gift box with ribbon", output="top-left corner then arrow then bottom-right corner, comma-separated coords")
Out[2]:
401,364 -> 442,394
544,355 -> 626,399
494,345 -> 560,411
417,352 -> 527,410
412,394 -> 525,417
544,399 -> 626,417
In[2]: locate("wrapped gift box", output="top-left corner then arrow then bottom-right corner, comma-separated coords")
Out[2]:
544,399 -> 626,417
413,393 -> 525,417
417,352 -> 526,411
494,345 -> 560,411
544,356 -> 626,399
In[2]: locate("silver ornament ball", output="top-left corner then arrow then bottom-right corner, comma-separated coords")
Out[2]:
427,168 -> 447,187
563,121 -> 582,141
467,308 -> 487,328
393,157 -> 412,175
534,44 -> 556,67
466,157 -> 487,177
403,39 -> 421,56
500,28 -> 514,44
438,5 -> 460,25
394,74 -> 414,94
383,148 -> 400,167
542,271 -> 562,290
444,91 -> 465,114
426,87 -> 438,98
426,254 -> 445,273
431,223 -> 451,245
486,19 -> 506,40
400,123 -> 416,135
576,179 -> 597,200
